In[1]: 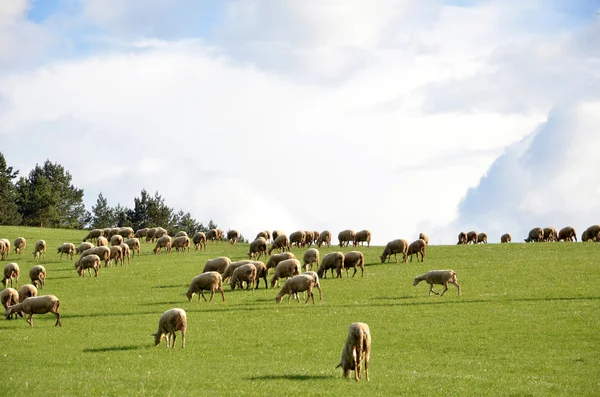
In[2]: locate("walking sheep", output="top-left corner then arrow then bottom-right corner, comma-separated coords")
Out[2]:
186,272 -> 225,302
341,251 -> 365,278
57,243 -> 75,260
406,239 -> 426,262
5,295 -> 61,327
153,308 -> 187,348
413,270 -> 461,296
338,230 -> 356,247
275,274 -> 316,304
336,322 -> 371,382
268,234 -> 290,254
82,229 -> 103,243
379,239 -> 408,263
317,252 -> 345,279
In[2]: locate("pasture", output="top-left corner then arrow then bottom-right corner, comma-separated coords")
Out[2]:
0,225 -> 599,396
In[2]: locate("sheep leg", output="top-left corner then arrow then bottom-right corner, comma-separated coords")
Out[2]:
208,290 -> 215,302
171,332 -> 176,348
428,284 -> 439,295
352,347 -> 360,381
352,267 -> 357,277
26,315 -> 34,327
316,285 -> 322,300
181,330 -> 185,348
199,291 -> 207,302
451,280 -> 461,296
219,287 -> 225,302
440,282 -> 449,296
55,312 -> 62,327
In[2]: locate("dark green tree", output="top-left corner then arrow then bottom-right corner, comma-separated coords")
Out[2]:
0,153 -> 22,225
91,192 -> 114,228
207,219 -> 218,230
113,204 -> 132,227
128,189 -> 174,230
175,210 -> 200,236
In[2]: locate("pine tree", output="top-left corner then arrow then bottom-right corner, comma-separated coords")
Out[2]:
91,192 -> 114,228
0,153 -> 22,225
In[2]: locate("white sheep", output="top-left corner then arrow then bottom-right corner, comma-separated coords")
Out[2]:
97,236 -> 109,247
18,284 -> 37,303
275,274 -> 316,304
153,235 -> 172,254
4,295 -> 61,327
172,236 -> 191,253
252,261 -> 269,289
0,240 -> 7,260
419,232 -> 429,245
79,246 -> 111,267
270,258 -> 301,288
268,234 -> 290,254
0,238 -> 10,258
222,260 -> 253,282
413,270 -> 461,296
353,230 -> 372,247
134,228 -> 149,239
1,288 -> 19,319
336,322 -> 371,381
203,257 -> 232,275
302,248 -> 320,271
192,232 -> 207,251
76,254 -> 101,277
57,243 -> 75,260
76,242 -> 94,255
153,308 -> 187,348
124,238 -> 141,258
109,245 -> 123,266
32,240 -> 46,259
186,272 -> 225,302
230,263 -> 257,291
289,230 -> 306,248
248,237 -> 268,260
110,234 -> 124,246
174,231 -> 188,238
29,265 -> 46,289
13,237 -> 26,255
82,229 -> 103,243
119,243 -> 131,264
338,229 -> 356,247
406,239 -> 426,262
145,227 -> 158,242
379,239 -> 408,263
317,252 -> 345,279
2,262 -> 20,288
302,271 -> 322,300
265,252 -> 296,273
317,230 -> 332,248
341,251 -> 365,277
226,229 -> 240,245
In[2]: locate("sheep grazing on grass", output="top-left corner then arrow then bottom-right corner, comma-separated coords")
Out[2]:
76,242 -> 94,255
407,239 -> 426,262
29,265 -> 46,289
338,229 -> 356,247
192,232 -> 207,251
500,233 -> 512,243
5,295 -> 61,327
172,236 -> 191,253
341,251 -> 365,278
230,263 -> 257,291
477,233 -> 488,244
102,228 -> 111,239
413,270 -> 461,296
1,288 -> 19,319
186,272 -> 225,302
558,226 -> 577,242
418,233 -> 429,245
206,228 -> 221,243
174,231 -> 188,238
76,254 -> 100,277
543,227 -> 558,242
272,230 -> 283,243
317,252 -> 345,279
275,274 -> 317,304
457,232 -> 467,245
525,227 -> 544,243
379,239 -> 408,264
302,271 -> 322,300
18,284 -> 37,303
57,243 -> 75,260
97,236 -> 109,247
248,237 -> 268,260
266,252 -> 296,273
270,259 -> 301,288
110,234 -> 124,246
107,227 -> 121,239
119,227 -> 134,239
303,248 -> 320,271
153,228 -> 168,240
222,260 -> 253,282
466,231 -> 478,244
255,230 -> 269,241
145,227 -> 158,242
119,243 -> 131,264
0,238 -> 10,258
79,246 -> 110,267
134,228 -> 149,240
0,240 -> 7,260
13,237 -> 26,255
336,322 -> 371,382
317,230 -> 332,248
203,257 -> 231,274
226,230 -> 240,245
353,230 -> 372,247
289,231 -> 306,248
252,261 -> 269,289
2,262 -> 20,288
33,240 -> 46,259
125,238 -> 141,258
109,245 -> 123,266
82,229 -> 103,243
268,235 -> 290,255
303,231 -> 315,247
582,225 -> 600,242
153,308 -> 187,348
153,235 -> 172,254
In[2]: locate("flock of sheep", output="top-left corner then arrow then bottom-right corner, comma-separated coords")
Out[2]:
455,225 -> 587,244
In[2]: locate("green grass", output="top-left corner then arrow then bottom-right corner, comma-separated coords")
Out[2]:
0,225 -> 599,396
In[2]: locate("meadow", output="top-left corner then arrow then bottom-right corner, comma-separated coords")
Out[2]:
0,225 -> 599,397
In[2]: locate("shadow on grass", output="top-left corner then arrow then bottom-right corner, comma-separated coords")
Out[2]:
138,301 -> 185,306
369,296 -> 600,308
245,374 -> 334,381
83,345 -> 143,353
152,284 -> 188,289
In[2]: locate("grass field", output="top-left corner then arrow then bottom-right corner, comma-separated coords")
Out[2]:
0,225 -> 599,396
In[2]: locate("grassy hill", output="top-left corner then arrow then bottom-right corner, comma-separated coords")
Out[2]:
0,225 -> 598,396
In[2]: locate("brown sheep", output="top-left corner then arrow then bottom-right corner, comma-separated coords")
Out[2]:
226,229 -> 240,245
525,227 -> 544,243
338,229 -> 355,247
379,239 -> 408,263
406,239 -> 426,262
500,233 -> 512,243
543,227 -> 558,242
13,237 -> 26,254
582,225 -> 600,242
466,231 -> 478,244
353,230 -> 371,247
340,251 -> 364,277
289,231 -> 306,248
477,233 -> 488,244
457,232 -> 467,245
557,226 -> 577,242
248,237 -> 268,260
317,252 -> 345,279
317,230 -> 332,248
268,235 -> 290,255
418,232 -> 429,245
192,232 -> 207,251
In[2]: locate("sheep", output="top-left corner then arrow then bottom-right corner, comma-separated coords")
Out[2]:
82,229 -> 103,243
107,227 -> 121,239
558,226 -> 577,242
406,239 -> 426,262
248,237 -> 268,260
18,284 -> 37,303
118,227 -> 134,239
317,230 -> 332,248
192,232 -> 207,251
145,227 -> 158,242
317,252 -> 345,279
336,322 -> 371,381
0,238 -> 10,258
186,272 -> 225,302
252,261 -> 269,289
119,243 -> 131,264
500,233 -> 512,243
341,251 -> 365,278
79,246 -> 111,267
230,263 -> 257,291
76,254 -> 100,277
268,234 -> 290,254
206,228 -> 220,243
303,248 -> 320,271
582,225 -> 600,242
0,240 -> 6,260
272,230 -> 283,243
5,295 -> 61,327
222,260 -> 253,282
413,269 -> 461,296
102,228 -> 111,238
153,227 -> 168,240
203,257 -> 231,274
32,240 -> 46,259
57,243 -> 75,260
477,233 -> 488,244
153,308 -> 187,348
457,231 -> 467,245
379,239 -> 408,263
266,252 -> 296,273
97,236 -> 109,247
353,230 -> 372,247
125,238 -> 141,257
110,234 -> 124,246
303,231 -> 315,247
29,265 -> 46,289
13,237 -> 26,255
302,271 -> 322,300
466,231 -> 478,244
255,230 -> 269,241
418,232 -> 429,245
2,262 -> 20,288
226,229 -> 240,245
543,227 -> 558,242
338,229 -> 356,247
76,242 -> 94,255
134,228 -> 149,239
1,288 -> 19,319
275,274 -> 316,304
524,227 -> 544,243
109,245 -> 123,266
289,231 -> 306,248
172,236 -> 191,253
270,258 -> 301,288
153,235 -> 172,254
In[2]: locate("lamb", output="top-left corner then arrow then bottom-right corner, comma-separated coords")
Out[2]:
317,230 -> 332,248
270,258 -> 301,288
76,242 -> 94,255
119,243 -> 131,264
379,239 -> 408,263
477,233 -> 488,244
118,227 -> 134,239
172,236 -> 191,253
558,226 -> 577,242
76,254 -> 100,277
186,272 -> 225,302
4,295 -> 61,327
253,261 -> 269,289
525,227 -> 544,243
418,232 -> 429,245
338,229 -> 356,247
18,284 -> 37,302
457,232 -> 467,245
202,257 -> 231,274
153,308 -> 187,348
268,234 -> 290,254
145,227 -> 158,242
0,240 -> 7,260
125,238 -> 141,257
32,240 -> 46,259
289,231 -> 306,248
302,271 -> 322,300
336,322 -> 371,381
29,265 -> 46,289
153,235 -> 172,254
134,228 -> 149,239
266,252 -> 296,273
406,239 -> 426,262
0,238 -> 10,258
13,237 -> 26,254
582,225 -> 600,242
543,227 -> 558,242
341,251 -> 365,277
248,237 -> 268,260
317,252 -> 345,279
2,262 -> 20,288
110,234 -> 124,246
303,248 -> 320,271
192,232 -> 207,251
97,236 -> 109,247
229,263 -> 257,291
222,260 -> 253,282
82,229 -> 103,243
353,230 -> 372,247
1,288 -> 19,319
226,229 -> 240,245
466,231 -> 478,244
57,243 -> 75,260
413,269 -> 461,296
109,245 -> 123,266
500,233 -> 512,243
79,246 -> 111,267
275,274 -> 316,304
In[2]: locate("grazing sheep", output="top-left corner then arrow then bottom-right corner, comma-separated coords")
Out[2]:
76,242 -> 94,255
272,230 -> 283,243
418,232 -> 429,245
253,261 -> 269,289
336,322 -> 371,382
268,235 -> 290,254
543,227 -> 558,242
145,227 -> 158,242
206,228 -> 220,243
353,230 -> 372,247
303,231 -> 315,247
466,231 -> 478,244
5,295 -> 61,327
32,240 -> 46,259
153,308 -> 187,348
525,227 -> 544,243
153,235 -> 172,254
119,243 -> 131,264
1,288 -> 19,319
558,226 -> 577,242
57,243 -> 75,260
2,262 -> 20,288
79,246 -> 111,267
82,229 -> 103,243
341,251 -> 365,278
406,239 -> 426,262
230,263 -> 257,291
255,230 -> 269,241
0,239 -> 10,258
29,265 -> 46,289
172,236 -> 191,253
203,257 -> 231,274
153,227 -> 168,240
134,228 -> 149,239
192,232 -> 207,251
222,260 -> 253,282
266,252 -> 296,273
174,231 -> 188,238
248,237 -> 268,260
302,271 -> 322,300
102,228 -> 111,238
270,258 -> 301,288
582,225 -> 600,242
76,254 -> 100,277
97,236 -> 109,247
317,252 -> 345,279
109,245 -> 123,266
0,240 -> 7,260
477,233 -> 488,244
275,274 -> 316,304
379,239 -> 408,263
457,232 -> 467,245
289,231 -> 306,248
500,233 -> 512,243
118,227 -> 134,239
186,272 -> 225,302
125,238 -> 141,257
110,234 -> 124,246
413,270 -> 461,296
303,248 -> 320,271
338,229 -> 356,247
317,230 -> 332,248
226,230 -> 240,245
13,237 -> 26,255
18,284 -> 37,303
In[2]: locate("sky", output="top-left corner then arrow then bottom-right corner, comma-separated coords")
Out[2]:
1,0 -> 599,245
